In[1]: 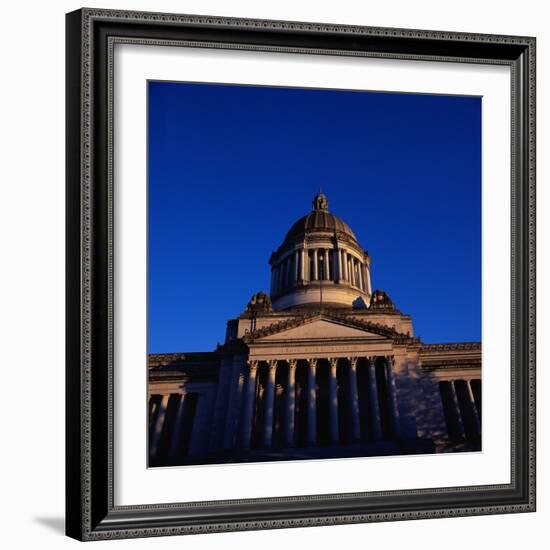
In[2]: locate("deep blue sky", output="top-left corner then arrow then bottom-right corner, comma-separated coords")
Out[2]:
148,81 -> 481,353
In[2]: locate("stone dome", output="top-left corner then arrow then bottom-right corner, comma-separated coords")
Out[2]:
284,210 -> 357,244
269,191 -> 372,311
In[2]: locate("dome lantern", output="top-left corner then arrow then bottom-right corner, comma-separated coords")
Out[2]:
312,190 -> 329,212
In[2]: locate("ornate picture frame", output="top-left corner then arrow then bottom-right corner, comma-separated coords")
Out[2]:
66,8 -> 536,541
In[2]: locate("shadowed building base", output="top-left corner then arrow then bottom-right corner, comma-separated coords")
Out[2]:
152,439 -> 446,467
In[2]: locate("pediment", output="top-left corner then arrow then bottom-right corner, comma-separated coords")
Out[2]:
255,318 -> 388,342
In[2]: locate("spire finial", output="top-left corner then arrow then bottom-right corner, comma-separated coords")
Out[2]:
312,189 -> 329,212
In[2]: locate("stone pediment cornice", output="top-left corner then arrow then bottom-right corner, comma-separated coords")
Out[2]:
242,311 -> 419,344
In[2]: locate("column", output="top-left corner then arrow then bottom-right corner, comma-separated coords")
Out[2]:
307,359 -> 317,445
347,357 -> 361,441
169,393 -> 187,458
367,357 -> 382,441
449,380 -> 466,439
385,357 -> 401,438
465,379 -> 481,437
342,250 -> 348,281
335,249 -> 342,281
286,259 -> 290,287
470,379 -> 482,418
328,358 -> 339,443
325,249 -> 331,280
313,249 -> 318,281
294,250 -> 300,282
240,361 -> 258,449
358,262 -> 364,290
300,249 -> 306,281
277,263 -> 283,292
272,266 -> 277,294
223,356 -> 246,449
150,394 -> 169,458
349,257 -> 355,286
149,397 -> 159,425
285,359 -> 297,447
263,360 -> 277,448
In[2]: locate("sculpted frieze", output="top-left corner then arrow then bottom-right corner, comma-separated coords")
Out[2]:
249,342 -> 394,359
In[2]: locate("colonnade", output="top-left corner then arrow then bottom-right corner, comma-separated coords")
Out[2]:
271,247 -> 371,295
239,356 -> 401,450
438,379 -> 481,441
149,370 -> 483,461
148,392 -> 198,462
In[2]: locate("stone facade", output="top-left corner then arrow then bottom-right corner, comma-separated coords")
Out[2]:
148,193 -> 481,466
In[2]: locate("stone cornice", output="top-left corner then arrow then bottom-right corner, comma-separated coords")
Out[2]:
419,342 -> 482,353
242,310 -> 419,344
148,352 -> 188,364
421,361 -> 481,370
270,279 -> 371,301
239,305 -> 408,320
271,230 -> 368,261
148,367 -> 218,384
148,351 -> 219,368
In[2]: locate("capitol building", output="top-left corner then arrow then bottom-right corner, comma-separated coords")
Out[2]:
148,192 -> 481,466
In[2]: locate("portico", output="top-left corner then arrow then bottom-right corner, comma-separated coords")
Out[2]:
238,354 -> 404,450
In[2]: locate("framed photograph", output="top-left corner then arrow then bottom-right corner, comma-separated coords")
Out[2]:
66,8 -> 536,541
